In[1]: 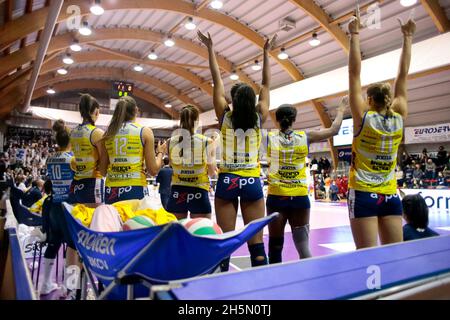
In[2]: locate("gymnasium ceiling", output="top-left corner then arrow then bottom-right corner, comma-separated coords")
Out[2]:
0,0 -> 450,131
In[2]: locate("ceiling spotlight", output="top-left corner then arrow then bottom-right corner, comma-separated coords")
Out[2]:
278,48 -> 289,60
400,0 -> 417,7
46,87 -> 56,95
148,50 -> 158,60
90,0 -> 104,15
309,33 -> 321,47
185,17 -> 197,30
164,103 -> 172,108
70,39 -> 82,52
63,53 -> 74,65
164,36 -> 175,47
57,68 -> 68,75
252,60 -> 262,71
134,64 -> 143,72
79,21 -> 92,36
210,0 -> 223,10
230,71 -> 239,81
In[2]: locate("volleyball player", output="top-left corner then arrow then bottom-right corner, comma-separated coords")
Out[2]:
99,96 -> 166,204
167,105 -> 216,219
267,98 -> 347,263
198,30 -> 276,270
40,120 -> 78,296
70,94 -> 105,207
347,12 -> 416,248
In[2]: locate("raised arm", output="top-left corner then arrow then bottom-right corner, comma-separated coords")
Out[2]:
308,96 -> 348,143
257,35 -> 277,123
392,19 -> 416,118
348,13 -> 366,129
198,31 -> 227,122
143,127 -> 166,177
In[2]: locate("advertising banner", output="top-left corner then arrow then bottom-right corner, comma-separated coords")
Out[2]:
405,123 -> 450,144
401,188 -> 450,211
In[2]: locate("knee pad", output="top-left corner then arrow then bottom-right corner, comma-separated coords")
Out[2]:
292,225 -> 312,259
268,237 -> 284,264
248,243 -> 268,267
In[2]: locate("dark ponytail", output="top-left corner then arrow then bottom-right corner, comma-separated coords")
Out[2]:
276,104 -> 297,131
231,84 -> 258,131
52,119 -> 70,148
79,93 -> 100,125
402,194 -> 429,229
178,105 -> 199,157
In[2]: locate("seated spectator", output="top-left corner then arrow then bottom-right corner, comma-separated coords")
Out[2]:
402,194 -> 439,241
330,181 -> 339,202
22,179 -> 44,208
444,162 -> 450,177
396,165 -> 404,186
412,164 -> 424,181
412,179 -> 422,189
436,172 -> 447,189
403,164 -> 413,188
425,159 -> 436,180
15,174 -> 27,192
29,179 -> 52,215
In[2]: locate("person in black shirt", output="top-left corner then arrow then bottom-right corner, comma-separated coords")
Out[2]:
0,153 -> 6,181
156,157 -> 173,210
437,146 -> 448,171
402,194 -> 439,241
403,164 -> 414,187
22,179 -> 44,208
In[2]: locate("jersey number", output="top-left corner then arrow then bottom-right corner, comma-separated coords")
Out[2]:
115,137 -> 127,156
51,165 -> 62,180
380,136 -> 393,153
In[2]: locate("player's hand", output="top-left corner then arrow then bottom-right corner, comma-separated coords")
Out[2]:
197,30 -> 213,48
398,18 -> 416,37
264,34 -> 278,52
156,140 -> 167,154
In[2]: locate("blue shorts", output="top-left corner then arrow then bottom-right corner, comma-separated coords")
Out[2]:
70,178 -> 104,204
215,173 -> 264,202
348,189 -> 403,219
166,185 -> 211,214
105,186 -> 148,205
266,195 -> 311,211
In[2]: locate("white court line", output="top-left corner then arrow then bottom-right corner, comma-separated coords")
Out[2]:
436,227 -> 450,231
319,242 -> 356,253
229,262 -> 242,272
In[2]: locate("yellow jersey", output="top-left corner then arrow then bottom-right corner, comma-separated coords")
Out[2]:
267,130 -> 309,196
70,123 -> 101,180
349,111 -> 403,194
169,133 -> 210,191
220,111 -> 262,177
105,122 -> 147,187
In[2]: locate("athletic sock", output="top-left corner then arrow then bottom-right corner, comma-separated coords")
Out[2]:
292,224 -> 312,259
248,243 -> 268,267
219,257 -> 230,272
268,237 -> 284,264
40,258 -> 57,292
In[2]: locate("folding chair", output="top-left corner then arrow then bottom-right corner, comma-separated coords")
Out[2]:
62,203 -> 277,300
